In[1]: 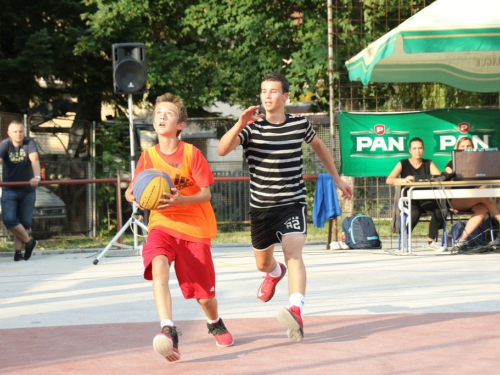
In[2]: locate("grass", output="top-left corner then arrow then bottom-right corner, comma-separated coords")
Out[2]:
0,219 -> 430,252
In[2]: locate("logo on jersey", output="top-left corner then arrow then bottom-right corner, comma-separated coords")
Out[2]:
174,174 -> 194,190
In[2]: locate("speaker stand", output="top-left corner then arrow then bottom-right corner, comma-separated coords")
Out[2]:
93,214 -> 148,264
93,94 -> 147,264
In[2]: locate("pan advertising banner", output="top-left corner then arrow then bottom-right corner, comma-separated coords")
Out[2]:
338,109 -> 500,177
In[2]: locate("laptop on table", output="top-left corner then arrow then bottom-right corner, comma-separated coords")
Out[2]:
452,149 -> 500,180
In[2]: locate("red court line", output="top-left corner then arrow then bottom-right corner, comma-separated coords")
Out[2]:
1,312 -> 499,374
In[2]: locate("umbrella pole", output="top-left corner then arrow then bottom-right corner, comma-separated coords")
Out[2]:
327,0 -> 334,151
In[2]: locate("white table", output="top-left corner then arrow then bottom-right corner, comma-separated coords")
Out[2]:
395,180 -> 500,253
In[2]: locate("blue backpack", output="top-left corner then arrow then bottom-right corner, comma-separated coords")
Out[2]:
342,214 -> 382,249
451,221 -> 485,245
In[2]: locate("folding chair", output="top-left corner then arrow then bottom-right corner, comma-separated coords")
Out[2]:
397,195 -> 448,250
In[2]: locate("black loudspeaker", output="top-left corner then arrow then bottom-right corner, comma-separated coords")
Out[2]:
112,43 -> 147,95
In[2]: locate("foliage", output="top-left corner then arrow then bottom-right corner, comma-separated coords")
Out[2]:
78,0 -> 220,113
93,120 -> 131,233
2,0 -> 498,125
0,0 -> 105,120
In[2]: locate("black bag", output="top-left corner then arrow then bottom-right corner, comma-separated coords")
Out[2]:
342,214 -> 382,249
451,221 -> 486,245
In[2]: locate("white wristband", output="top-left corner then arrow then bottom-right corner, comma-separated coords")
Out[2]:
34,176 -> 41,179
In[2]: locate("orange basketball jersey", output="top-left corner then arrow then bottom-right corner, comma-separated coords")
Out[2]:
143,142 -> 217,242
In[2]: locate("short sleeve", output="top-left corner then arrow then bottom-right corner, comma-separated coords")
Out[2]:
27,138 -> 39,154
239,125 -> 251,148
132,154 -> 146,183
304,119 -> 316,144
0,140 -> 7,159
191,146 -> 214,187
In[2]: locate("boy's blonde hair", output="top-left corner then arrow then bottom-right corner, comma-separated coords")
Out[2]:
155,93 -> 188,123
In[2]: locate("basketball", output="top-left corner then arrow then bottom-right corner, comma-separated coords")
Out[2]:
133,169 -> 174,210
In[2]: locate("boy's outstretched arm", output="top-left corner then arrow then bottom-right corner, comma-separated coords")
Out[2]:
309,136 -> 353,200
217,105 -> 263,156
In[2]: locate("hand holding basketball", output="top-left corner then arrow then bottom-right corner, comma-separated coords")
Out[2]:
157,188 -> 185,209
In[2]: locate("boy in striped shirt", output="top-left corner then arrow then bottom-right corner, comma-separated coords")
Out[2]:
218,73 -> 352,342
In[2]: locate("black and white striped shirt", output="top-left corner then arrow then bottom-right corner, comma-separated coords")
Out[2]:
239,114 -> 316,211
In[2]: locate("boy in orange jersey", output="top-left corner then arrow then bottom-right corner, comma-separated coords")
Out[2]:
125,93 -> 233,363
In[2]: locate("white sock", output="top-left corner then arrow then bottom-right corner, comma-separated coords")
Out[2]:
289,293 -> 305,315
161,319 -> 174,328
268,262 -> 282,278
207,317 -> 220,324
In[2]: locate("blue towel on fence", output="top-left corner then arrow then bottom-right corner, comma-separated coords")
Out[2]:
313,173 -> 342,228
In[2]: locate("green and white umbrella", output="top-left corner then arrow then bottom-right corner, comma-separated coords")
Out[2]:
345,0 -> 500,93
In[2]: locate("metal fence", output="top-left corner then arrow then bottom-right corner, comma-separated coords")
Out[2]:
0,109 -> 396,241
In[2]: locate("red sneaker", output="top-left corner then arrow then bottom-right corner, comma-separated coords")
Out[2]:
153,325 -> 181,362
257,262 -> 286,302
277,306 -> 304,342
207,318 -> 234,347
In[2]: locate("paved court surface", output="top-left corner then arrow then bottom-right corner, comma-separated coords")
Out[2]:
1,243 -> 499,374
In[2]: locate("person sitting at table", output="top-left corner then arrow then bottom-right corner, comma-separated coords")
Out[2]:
444,136 -> 500,249
386,137 -> 445,251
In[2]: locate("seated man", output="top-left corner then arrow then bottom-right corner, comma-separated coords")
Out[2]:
386,137 -> 445,251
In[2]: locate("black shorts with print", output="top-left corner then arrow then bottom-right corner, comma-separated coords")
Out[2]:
249,203 -> 307,250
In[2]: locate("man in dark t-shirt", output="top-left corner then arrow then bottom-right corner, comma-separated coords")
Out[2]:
0,120 -> 41,261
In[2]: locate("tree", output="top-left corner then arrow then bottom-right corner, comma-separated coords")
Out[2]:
183,0 -> 331,108
77,0 -> 221,115
2,0 -> 496,123
79,0 -> 339,111
0,0 -> 106,121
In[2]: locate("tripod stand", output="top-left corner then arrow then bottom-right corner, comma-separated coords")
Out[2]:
93,94 -> 147,265
93,212 -> 148,264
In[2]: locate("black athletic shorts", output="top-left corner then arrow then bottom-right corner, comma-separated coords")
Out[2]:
249,203 -> 307,251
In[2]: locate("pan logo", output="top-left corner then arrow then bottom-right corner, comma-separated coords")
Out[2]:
374,124 -> 385,135
433,126 -> 494,156
349,128 -> 410,158
458,123 -> 470,133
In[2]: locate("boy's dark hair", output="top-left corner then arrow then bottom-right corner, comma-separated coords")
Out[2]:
155,93 -> 188,123
262,72 -> 289,93
409,137 -> 424,148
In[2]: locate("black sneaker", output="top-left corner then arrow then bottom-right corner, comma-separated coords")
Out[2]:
24,239 -> 38,261
207,318 -> 234,347
14,251 -> 24,262
153,325 -> 181,362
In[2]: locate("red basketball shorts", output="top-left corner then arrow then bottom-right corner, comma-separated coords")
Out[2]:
142,229 -> 216,299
